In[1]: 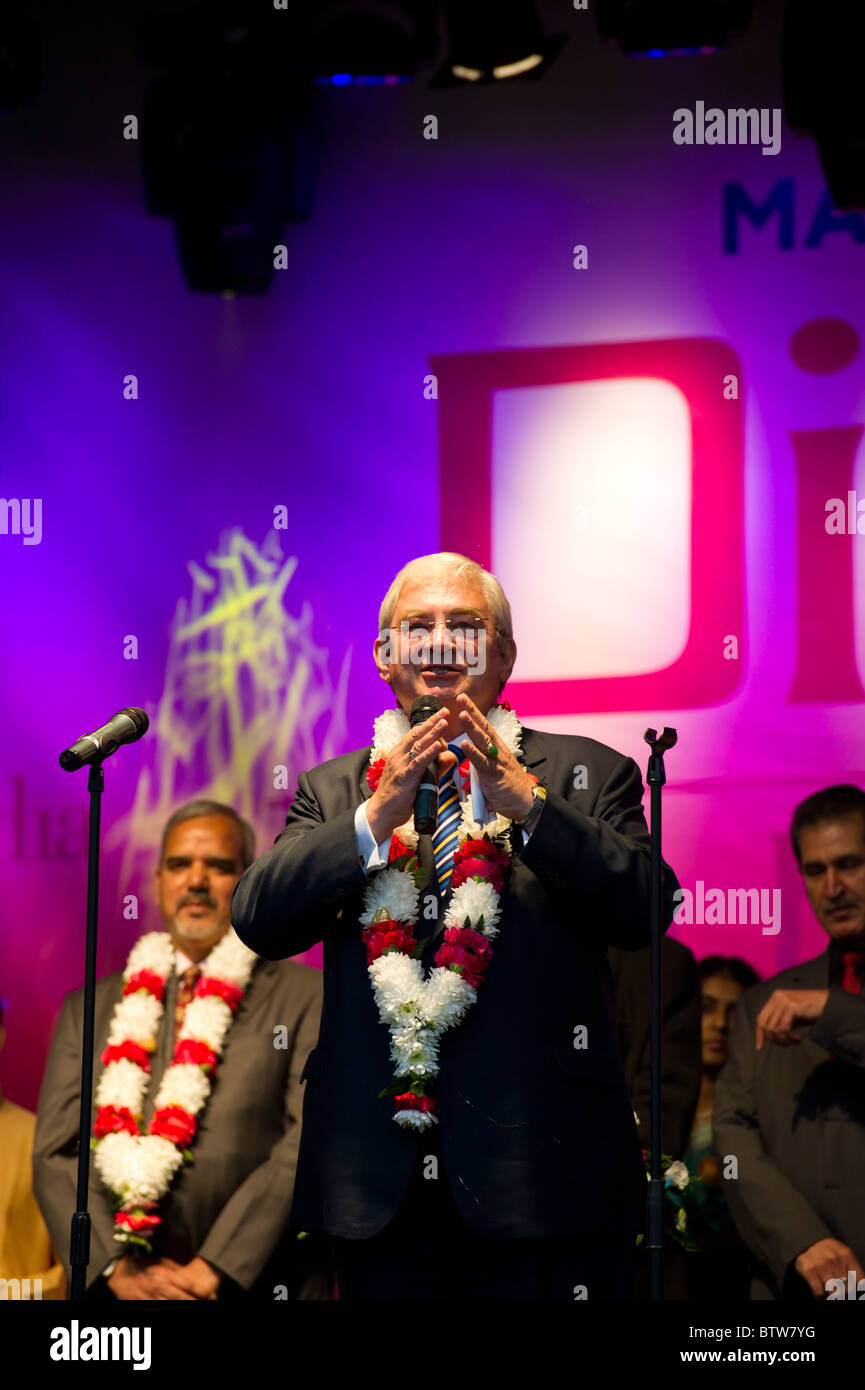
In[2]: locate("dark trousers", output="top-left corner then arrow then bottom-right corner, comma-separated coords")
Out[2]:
331,1136 -> 637,1301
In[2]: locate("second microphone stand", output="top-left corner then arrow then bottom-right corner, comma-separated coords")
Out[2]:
643,725 -> 677,1303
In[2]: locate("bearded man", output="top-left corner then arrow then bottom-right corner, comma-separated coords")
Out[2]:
34,800 -> 328,1300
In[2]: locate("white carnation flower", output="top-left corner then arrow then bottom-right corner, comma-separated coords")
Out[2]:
423,968 -> 475,1024
94,1131 -> 138,1193
391,1028 -> 441,1077
371,708 -> 410,758
124,932 -> 174,981
444,878 -> 501,935
107,992 -> 162,1048
154,1062 -> 211,1115
359,867 -> 419,926
665,1160 -> 690,1191
459,803 -> 512,842
180,995 -> 233,1050
95,1059 -> 148,1114
369,953 -> 424,1022
394,1108 -> 437,1130
205,927 -> 258,987
95,1132 -> 184,1205
392,817 -> 419,850
485,704 -> 522,757
125,1136 -> 185,1204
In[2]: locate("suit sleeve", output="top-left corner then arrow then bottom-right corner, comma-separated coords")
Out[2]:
196,969 -> 323,1290
231,771 -> 370,960
808,989 -> 865,1067
713,994 -> 834,1288
516,753 -> 680,949
32,992 -> 118,1291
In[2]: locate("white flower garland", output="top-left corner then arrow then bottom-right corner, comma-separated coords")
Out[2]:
363,704 -> 524,1129
92,927 -> 258,1250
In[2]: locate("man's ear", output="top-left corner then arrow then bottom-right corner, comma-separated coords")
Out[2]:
372,636 -> 386,680
499,636 -> 517,686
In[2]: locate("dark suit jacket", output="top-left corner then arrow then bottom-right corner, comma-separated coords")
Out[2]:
231,725 -> 680,1241
609,936 -> 702,1159
713,948 -> 865,1299
33,955 -> 324,1295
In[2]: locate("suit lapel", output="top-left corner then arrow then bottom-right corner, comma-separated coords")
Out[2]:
786,948 -> 832,989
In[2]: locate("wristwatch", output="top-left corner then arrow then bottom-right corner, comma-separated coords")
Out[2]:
516,784 -> 547,836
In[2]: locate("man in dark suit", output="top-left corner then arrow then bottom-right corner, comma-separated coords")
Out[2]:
33,799 -> 328,1300
714,784 -> 865,1300
231,552 -> 680,1300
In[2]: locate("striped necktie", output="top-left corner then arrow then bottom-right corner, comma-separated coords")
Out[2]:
432,743 -> 465,892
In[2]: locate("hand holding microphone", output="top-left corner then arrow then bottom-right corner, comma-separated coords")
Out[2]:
366,697 -> 450,844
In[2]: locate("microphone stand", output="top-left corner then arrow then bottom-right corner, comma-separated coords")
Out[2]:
642,725 -> 677,1303
68,757 -> 106,1300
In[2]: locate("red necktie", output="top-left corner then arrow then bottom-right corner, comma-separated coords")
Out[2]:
174,965 -> 201,1042
840,951 -> 865,995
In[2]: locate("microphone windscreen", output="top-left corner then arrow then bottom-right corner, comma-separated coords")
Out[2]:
119,707 -> 150,737
409,694 -> 443,727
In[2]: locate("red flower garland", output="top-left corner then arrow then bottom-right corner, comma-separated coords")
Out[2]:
394,1092 -> 437,1114
94,1105 -> 139,1138
150,1104 -> 197,1147
100,1041 -> 152,1070
195,976 -> 243,1010
123,970 -> 165,1001
115,1210 -> 161,1236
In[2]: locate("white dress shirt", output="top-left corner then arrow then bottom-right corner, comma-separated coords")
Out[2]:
175,947 -> 205,975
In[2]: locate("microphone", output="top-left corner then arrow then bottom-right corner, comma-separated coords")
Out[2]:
411,694 -> 443,835
59,707 -> 150,771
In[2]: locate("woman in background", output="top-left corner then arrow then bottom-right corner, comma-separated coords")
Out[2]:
684,955 -> 759,1300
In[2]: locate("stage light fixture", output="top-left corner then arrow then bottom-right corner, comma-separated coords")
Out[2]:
312,1 -> 437,83
432,0 -> 565,86
138,1 -> 315,294
782,0 -> 865,212
596,0 -> 751,57
0,8 -> 41,112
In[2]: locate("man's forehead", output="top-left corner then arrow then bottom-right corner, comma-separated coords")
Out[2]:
800,815 -> 865,858
162,816 -> 242,855
392,576 -> 487,613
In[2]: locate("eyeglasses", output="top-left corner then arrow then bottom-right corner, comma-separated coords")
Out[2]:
396,617 -> 501,644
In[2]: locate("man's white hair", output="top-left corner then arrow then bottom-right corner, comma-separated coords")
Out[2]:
377,552 -> 513,643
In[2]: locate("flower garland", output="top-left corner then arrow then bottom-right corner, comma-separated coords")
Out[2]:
91,927 -> 258,1252
362,702 -> 533,1130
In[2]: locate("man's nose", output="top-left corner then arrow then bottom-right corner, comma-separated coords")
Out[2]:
824,869 -> 843,898
420,622 -> 458,655
188,862 -> 210,887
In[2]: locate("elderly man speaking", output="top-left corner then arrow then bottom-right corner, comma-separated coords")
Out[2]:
231,551 -> 680,1300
